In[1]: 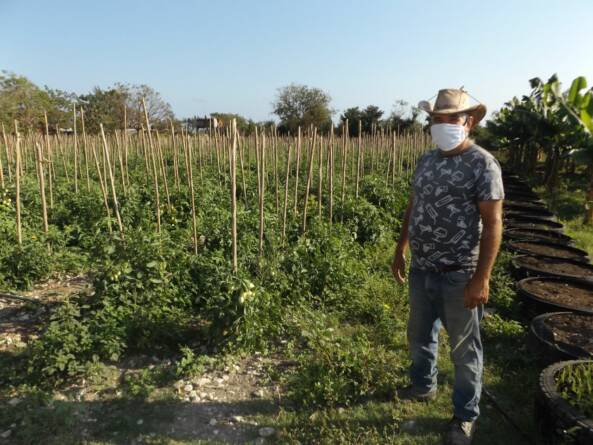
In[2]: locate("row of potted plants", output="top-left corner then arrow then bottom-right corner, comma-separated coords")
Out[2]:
501,171 -> 593,445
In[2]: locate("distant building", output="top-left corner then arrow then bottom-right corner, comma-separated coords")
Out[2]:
184,116 -> 223,134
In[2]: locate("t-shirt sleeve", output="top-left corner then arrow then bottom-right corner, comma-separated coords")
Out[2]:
476,156 -> 505,201
409,151 -> 431,187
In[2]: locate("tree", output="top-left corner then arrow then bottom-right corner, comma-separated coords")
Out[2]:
491,74 -> 593,224
44,87 -> 77,129
0,71 -> 74,131
123,84 -> 175,131
339,107 -> 363,136
553,76 -> 593,224
79,83 -> 174,132
272,84 -> 333,134
385,99 -> 424,134
361,105 -> 383,133
78,85 -> 128,133
210,113 -> 256,134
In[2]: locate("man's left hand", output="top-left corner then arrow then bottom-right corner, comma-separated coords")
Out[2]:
464,275 -> 489,309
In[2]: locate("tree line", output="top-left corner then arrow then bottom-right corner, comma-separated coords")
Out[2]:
0,72 -> 423,136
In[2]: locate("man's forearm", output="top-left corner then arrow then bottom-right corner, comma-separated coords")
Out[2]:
395,198 -> 414,255
474,221 -> 503,281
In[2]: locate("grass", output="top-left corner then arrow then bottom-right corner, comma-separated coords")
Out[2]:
532,168 -> 593,257
0,242 -> 539,445
251,249 -> 537,445
1,161 -> 565,444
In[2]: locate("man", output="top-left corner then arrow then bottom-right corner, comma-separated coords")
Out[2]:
391,88 -> 504,445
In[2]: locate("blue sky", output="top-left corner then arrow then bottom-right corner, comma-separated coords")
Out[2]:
1,0 -> 591,123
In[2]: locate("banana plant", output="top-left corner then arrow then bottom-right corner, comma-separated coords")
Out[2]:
552,76 -> 593,224
528,75 -> 582,191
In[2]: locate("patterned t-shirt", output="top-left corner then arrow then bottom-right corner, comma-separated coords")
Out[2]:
408,143 -> 504,271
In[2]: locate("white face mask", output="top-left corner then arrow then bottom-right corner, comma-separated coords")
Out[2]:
430,123 -> 467,152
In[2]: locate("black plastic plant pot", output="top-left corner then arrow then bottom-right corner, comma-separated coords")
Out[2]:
502,174 -> 526,182
535,360 -> 593,444
508,240 -> 589,262
505,190 -> 541,201
504,215 -> 564,231
512,255 -> 593,282
516,276 -> 593,316
501,170 -> 519,178
504,207 -> 556,220
504,228 -> 574,246
505,190 -> 539,200
504,184 -> 538,192
530,312 -> 593,365
503,178 -> 531,185
505,184 -> 535,193
505,196 -> 547,205
504,201 -> 549,212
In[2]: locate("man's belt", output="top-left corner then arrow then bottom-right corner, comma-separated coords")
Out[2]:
436,264 -> 463,273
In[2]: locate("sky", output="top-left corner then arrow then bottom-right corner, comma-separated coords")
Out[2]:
1,0 -> 591,123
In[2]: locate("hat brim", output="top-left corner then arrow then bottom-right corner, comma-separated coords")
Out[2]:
423,103 -> 487,125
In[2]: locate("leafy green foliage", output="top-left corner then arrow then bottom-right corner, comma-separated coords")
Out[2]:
27,301 -> 94,381
273,83 -> 333,133
0,241 -> 53,290
288,313 -> 404,407
557,362 -> 593,418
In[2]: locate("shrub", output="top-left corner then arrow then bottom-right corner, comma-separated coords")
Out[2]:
289,326 -> 404,407
0,240 -> 53,290
27,301 -> 94,381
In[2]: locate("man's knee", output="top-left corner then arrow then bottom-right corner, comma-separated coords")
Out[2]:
450,337 -> 483,371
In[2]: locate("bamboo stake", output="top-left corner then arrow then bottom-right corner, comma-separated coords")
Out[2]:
80,108 -> 91,191
391,131 -> 397,184
142,98 -> 161,234
273,126 -> 279,214
139,126 -> 151,179
317,135 -> 323,217
123,105 -> 130,188
329,126 -> 334,225
341,121 -> 348,204
282,143 -> 292,243
1,123 -> 11,181
35,142 -> 49,244
100,125 -> 125,238
73,104 -> 79,193
238,133 -> 248,208
57,125 -> 70,182
255,127 -> 261,202
293,127 -> 301,215
184,127 -> 198,255
114,130 -> 127,195
14,121 -> 22,246
355,120 -> 362,199
196,134 -> 204,183
0,127 -> 4,188
258,132 -> 266,258
302,129 -> 317,232
181,127 -> 191,187
43,113 -> 54,209
170,120 -> 180,191
214,128 -> 222,181
155,131 -> 171,210
230,119 -> 238,273
90,140 -> 112,234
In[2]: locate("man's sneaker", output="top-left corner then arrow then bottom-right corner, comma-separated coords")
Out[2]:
444,416 -> 476,445
396,385 -> 437,402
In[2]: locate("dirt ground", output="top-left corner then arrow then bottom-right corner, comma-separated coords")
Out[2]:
0,277 -> 288,444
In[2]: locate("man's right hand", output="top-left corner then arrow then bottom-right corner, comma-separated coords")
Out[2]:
391,250 -> 407,284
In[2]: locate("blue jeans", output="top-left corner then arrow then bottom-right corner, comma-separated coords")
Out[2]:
407,267 -> 484,421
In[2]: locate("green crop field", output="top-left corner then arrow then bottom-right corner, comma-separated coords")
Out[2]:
1,72 -> 592,445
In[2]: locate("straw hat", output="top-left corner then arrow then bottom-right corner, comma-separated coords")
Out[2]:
418,88 -> 486,125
